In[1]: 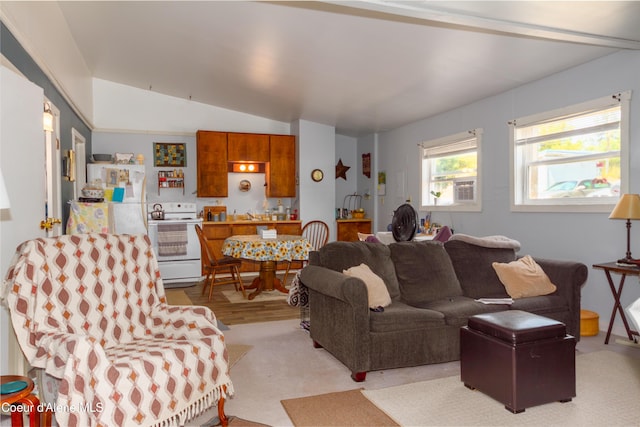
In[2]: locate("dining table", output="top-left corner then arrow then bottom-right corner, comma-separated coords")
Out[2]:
222,234 -> 312,300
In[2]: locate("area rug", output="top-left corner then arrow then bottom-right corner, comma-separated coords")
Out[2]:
222,289 -> 289,303
281,389 -> 399,426
362,350 -> 640,426
228,344 -> 252,369
165,288 -> 193,305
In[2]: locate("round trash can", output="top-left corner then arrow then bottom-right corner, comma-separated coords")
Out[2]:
580,309 -> 599,336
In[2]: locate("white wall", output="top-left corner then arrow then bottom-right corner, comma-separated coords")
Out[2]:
373,50 -> 640,338
93,79 -> 290,135
1,1 -> 94,124
1,67 -> 47,375
357,134 -> 377,227
293,120 -> 337,241
335,134 -> 357,211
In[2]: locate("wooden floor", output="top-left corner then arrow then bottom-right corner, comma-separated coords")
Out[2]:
179,272 -> 301,325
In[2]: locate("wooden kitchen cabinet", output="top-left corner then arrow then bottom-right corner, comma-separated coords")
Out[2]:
266,135 -> 296,197
197,131 -> 228,197
275,222 -> 302,235
336,219 -> 372,242
227,133 -> 270,162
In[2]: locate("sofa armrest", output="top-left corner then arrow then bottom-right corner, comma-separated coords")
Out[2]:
300,265 -> 372,374
300,265 -> 369,307
534,257 -> 588,336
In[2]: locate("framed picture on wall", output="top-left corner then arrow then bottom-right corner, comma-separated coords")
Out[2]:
154,142 -> 186,167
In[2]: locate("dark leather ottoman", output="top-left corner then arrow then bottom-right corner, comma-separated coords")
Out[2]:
460,310 -> 576,413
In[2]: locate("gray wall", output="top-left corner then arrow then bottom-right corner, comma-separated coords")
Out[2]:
371,50 -> 640,337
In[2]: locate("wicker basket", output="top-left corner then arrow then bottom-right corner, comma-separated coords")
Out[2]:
351,211 -> 366,219
580,309 -> 599,336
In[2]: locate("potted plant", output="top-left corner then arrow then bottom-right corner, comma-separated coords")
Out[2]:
431,190 -> 441,205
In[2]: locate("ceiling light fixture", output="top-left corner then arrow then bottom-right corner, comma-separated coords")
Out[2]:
228,163 -> 265,173
43,102 -> 54,132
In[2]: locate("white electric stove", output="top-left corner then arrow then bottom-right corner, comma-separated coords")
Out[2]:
147,202 -> 203,287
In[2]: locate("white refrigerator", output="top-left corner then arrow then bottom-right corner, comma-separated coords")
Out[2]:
86,163 -> 148,234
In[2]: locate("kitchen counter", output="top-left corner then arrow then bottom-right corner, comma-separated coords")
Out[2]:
202,219 -> 301,225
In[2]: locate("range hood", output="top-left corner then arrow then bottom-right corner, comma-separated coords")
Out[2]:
228,162 -> 266,173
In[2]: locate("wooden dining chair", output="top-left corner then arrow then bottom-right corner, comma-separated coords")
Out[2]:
195,224 -> 246,301
282,220 -> 329,285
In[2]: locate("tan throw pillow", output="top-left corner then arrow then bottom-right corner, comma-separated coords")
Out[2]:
343,263 -> 392,308
492,255 -> 557,299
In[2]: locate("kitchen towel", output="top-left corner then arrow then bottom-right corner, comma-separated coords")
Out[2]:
157,223 -> 188,256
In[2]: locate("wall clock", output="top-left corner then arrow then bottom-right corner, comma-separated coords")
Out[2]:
311,169 -> 324,182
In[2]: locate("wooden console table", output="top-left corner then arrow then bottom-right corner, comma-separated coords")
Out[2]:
592,262 -> 640,345
336,219 -> 372,241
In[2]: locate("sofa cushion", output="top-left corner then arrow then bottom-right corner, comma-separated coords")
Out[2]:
316,241 -> 401,299
390,241 -> 463,305
444,239 -> 515,299
416,296 -> 508,327
343,263 -> 392,308
369,302 -> 445,333
492,255 -> 557,298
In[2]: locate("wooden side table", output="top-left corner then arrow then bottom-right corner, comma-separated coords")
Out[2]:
592,262 -> 640,344
0,375 -> 46,427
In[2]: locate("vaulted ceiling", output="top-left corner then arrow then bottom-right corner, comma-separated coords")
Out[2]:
57,1 -> 640,136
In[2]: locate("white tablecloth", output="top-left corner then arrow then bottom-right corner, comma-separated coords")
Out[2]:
375,231 -> 434,244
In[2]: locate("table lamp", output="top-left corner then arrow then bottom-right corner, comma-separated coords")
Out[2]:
608,193 -> 640,264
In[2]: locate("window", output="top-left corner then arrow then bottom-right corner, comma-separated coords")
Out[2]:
420,129 -> 481,211
510,92 -> 630,212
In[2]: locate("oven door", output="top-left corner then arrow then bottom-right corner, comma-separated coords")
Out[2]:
147,218 -> 203,285
147,219 -> 202,261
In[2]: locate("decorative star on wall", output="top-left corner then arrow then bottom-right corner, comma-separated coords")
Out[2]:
335,158 -> 351,180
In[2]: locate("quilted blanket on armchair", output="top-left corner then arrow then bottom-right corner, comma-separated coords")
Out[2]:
1,233 -> 233,427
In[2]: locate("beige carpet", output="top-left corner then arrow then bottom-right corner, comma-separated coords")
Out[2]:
281,389 -> 399,427
363,350 -> 640,426
280,351 -> 639,426
222,289 -> 289,303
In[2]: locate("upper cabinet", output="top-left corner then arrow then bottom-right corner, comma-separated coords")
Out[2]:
197,130 -> 228,197
197,130 -> 296,198
267,135 -> 296,197
227,133 -> 269,162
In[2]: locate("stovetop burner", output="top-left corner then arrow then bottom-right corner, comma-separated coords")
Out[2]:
148,202 -> 199,220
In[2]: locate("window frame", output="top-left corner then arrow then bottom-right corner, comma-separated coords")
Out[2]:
419,129 -> 482,213
509,91 -> 631,213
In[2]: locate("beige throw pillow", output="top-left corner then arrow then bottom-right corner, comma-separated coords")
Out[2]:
343,263 -> 392,308
492,255 -> 557,299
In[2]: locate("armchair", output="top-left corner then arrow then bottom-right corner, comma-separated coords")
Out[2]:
1,233 -> 233,427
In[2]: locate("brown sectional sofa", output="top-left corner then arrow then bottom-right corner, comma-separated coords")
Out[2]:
299,239 -> 587,381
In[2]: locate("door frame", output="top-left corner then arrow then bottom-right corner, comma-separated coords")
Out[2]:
72,127 -> 87,200
44,98 -> 62,237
